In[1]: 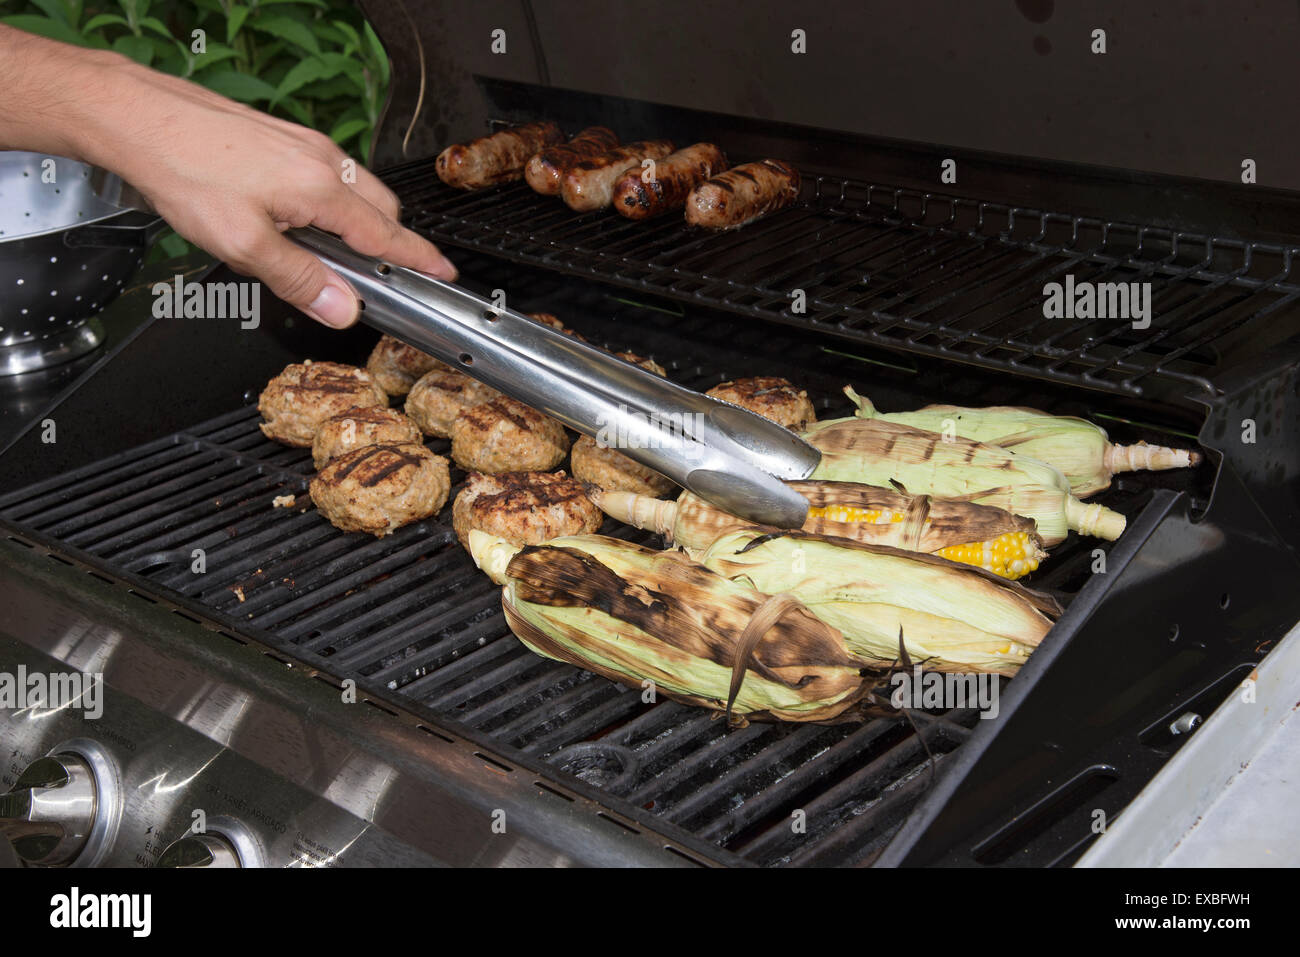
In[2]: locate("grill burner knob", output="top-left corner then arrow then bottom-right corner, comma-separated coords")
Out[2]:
0,754 -> 99,867
155,832 -> 243,868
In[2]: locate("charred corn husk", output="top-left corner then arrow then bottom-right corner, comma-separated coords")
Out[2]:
468,531 -> 872,724
589,480 -> 1048,580
802,416 -> 1125,547
697,528 -> 1061,676
845,387 -> 1200,498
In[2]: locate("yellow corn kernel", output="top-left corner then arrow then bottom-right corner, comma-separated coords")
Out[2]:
808,506 -> 1039,580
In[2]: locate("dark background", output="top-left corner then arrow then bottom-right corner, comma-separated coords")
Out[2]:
366,0 -> 1299,191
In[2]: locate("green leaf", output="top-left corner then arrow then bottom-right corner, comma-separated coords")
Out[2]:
83,12 -> 130,31
1,14 -> 85,45
251,38 -> 287,73
158,231 -> 192,259
191,41 -> 242,71
198,68 -> 279,102
248,13 -> 320,53
297,73 -> 363,100
276,95 -> 311,126
225,3 -> 249,44
113,33 -> 154,65
271,55 -> 340,106
328,117 -> 369,144
256,0 -> 328,7
137,15 -> 173,40
311,22 -> 345,46
362,20 -> 388,86
146,36 -> 186,74
116,0 -> 139,32
26,0 -> 74,27
331,18 -> 359,51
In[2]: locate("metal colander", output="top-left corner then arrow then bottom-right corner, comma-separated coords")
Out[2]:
0,151 -> 163,376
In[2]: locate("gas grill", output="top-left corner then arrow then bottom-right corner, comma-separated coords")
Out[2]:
1,1 -> 1298,868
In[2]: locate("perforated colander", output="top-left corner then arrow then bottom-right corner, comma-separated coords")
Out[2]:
0,151 -> 163,375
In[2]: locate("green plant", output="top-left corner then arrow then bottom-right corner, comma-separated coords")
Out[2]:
3,0 -> 391,258
4,0 -> 388,156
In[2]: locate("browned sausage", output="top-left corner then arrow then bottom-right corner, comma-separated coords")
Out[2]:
611,143 -> 728,220
560,140 -> 675,212
524,127 -> 620,195
684,159 -> 801,229
436,121 -> 564,189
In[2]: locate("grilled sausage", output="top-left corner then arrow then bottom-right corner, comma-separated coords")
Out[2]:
684,159 -> 801,229
436,121 -> 564,189
560,140 -> 675,212
524,127 -> 620,195
612,143 -> 728,220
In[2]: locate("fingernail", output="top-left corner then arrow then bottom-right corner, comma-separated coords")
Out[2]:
307,283 -> 358,328
436,256 -> 458,281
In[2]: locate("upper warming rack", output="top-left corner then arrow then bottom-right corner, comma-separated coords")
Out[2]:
388,160 -> 1300,405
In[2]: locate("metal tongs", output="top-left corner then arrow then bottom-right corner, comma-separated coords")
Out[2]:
289,227 -> 820,527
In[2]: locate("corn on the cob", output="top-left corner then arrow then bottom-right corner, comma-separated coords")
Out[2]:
801,416 -> 1125,546
697,528 -> 1061,676
845,387 -> 1200,498
468,530 -> 872,724
589,480 -> 1048,580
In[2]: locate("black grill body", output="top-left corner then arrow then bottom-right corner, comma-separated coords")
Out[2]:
3,2 -> 1299,867
2,236 -> 1296,866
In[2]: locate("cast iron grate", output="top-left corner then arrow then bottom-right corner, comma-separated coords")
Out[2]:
0,294 -> 1177,865
386,159 -> 1300,403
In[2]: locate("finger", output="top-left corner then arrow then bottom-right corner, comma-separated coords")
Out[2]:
234,224 -> 360,328
311,188 -> 457,281
351,166 -> 403,221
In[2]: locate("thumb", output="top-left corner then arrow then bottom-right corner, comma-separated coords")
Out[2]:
258,232 -> 360,329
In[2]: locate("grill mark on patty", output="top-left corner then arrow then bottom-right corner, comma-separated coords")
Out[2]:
329,444 -> 427,486
469,471 -> 589,512
466,398 -> 540,433
328,406 -> 406,425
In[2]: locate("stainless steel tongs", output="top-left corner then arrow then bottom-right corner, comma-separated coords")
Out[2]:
289,227 -> 820,527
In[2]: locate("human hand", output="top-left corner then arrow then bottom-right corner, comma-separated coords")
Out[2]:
0,29 -> 455,328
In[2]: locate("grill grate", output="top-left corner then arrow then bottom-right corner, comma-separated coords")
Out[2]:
0,286 -> 1182,865
388,160 -> 1300,402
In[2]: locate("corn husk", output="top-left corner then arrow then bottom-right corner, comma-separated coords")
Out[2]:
696,528 -> 1061,676
845,387 -> 1199,498
589,480 -> 1048,579
801,416 -> 1125,546
468,531 -> 873,724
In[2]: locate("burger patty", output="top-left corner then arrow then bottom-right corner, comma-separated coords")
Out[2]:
366,335 -> 450,397
404,369 -> 501,439
705,376 -> 817,431
452,471 -> 601,550
309,443 -> 450,537
311,406 -> 423,469
258,361 -> 388,447
450,396 -> 570,473
615,351 -> 667,376
570,434 -> 676,497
